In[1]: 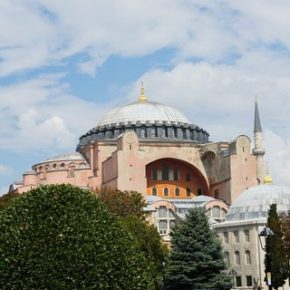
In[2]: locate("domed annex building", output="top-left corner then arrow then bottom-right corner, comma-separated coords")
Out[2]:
214,177 -> 290,290
11,85 -> 266,236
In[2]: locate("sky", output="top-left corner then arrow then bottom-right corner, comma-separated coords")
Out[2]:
1,0 -> 290,194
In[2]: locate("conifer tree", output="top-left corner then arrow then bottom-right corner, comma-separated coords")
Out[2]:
165,207 -> 232,290
264,204 -> 288,290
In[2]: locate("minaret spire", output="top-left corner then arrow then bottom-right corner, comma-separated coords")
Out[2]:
254,97 -> 262,133
252,97 -> 265,184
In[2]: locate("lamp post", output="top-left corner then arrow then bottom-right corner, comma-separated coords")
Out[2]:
259,226 -> 274,290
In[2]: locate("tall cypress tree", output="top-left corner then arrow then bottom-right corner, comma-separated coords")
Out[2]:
165,207 -> 232,290
265,204 -> 288,289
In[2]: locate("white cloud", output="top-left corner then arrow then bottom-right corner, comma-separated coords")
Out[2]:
0,164 -> 13,176
265,130 -> 290,186
2,1 -> 290,76
0,75 -> 110,153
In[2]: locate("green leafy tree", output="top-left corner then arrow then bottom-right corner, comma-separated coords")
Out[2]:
0,184 -> 154,290
264,204 -> 288,289
165,207 -> 232,290
96,187 -> 146,219
96,188 -> 168,290
122,216 -> 168,290
0,191 -> 19,211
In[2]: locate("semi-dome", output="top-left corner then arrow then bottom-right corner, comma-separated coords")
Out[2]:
226,184 -> 290,221
77,86 -> 209,149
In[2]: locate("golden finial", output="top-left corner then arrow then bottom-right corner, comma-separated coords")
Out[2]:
263,163 -> 272,184
138,82 -> 147,102
263,175 -> 273,184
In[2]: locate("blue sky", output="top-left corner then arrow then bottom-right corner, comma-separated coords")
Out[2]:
1,0 -> 290,193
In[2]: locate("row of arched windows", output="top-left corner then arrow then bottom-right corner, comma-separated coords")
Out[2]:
151,166 -> 194,182
225,250 -> 252,266
152,187 -> 191,197
223,230 -> 250,243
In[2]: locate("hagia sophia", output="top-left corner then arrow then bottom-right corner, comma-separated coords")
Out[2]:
11,85 -> 264,202
9,85 -> 290,289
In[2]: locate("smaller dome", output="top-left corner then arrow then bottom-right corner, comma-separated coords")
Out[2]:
44,152 -> 86,163
226,184 -> 290,221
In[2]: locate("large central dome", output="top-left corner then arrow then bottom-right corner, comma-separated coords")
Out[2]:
77,87 -> 209,149
98,101 -> 191,126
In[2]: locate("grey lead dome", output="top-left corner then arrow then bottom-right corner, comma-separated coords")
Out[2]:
98,101 -> 191,126
77,98 -> 209,149
226,184 -> 290,221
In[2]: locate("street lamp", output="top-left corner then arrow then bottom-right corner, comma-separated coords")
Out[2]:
259,226 -> 275,290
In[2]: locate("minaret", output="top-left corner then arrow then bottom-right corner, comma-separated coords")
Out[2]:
252,98 -> 265,184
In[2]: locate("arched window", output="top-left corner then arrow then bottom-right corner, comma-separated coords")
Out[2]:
173,127 -> 178,138
163,187 -> 169,197
234,251 -> 240,265
214,189 -> 219,199
225,251 -> 230,266
175,187 -> 180,196
68,163 -> 75,178
212,206 -> 220,218
223,232 -> 229,243
244,230 -> 250,242
158,206 -> 167,218
79,162 -> 87,168
245,250 -> 251,264
234,231 -> 239,243
173,169 -> 179,180
158,220 -> 167,235
152,168 -> 158,180
152,187 -> 157,196
197,188 -> 203,195
68,167 -> 75,177
186,188 -> 191,197
162,164 -> 169,180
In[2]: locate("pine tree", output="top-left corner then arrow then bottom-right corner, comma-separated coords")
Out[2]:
165,207 -> 232,290
264,204 -> 288,290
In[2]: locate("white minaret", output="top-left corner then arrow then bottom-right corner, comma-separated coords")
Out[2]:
252,99 -> 265,184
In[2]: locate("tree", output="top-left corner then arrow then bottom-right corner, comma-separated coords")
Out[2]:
0,191 -> 19,211
96,187 -> 146,219
265,204 -> 288,289
165,207 -> 232,290
122,216 -> 168,290
0,184 -> 154,290
281,212 -> 290,258
96,188 -> 168,290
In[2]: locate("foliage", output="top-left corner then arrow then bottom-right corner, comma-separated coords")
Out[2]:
265,204 -> 288,289
164,207 -> 232,290
121,216 -> 168,290
96,187 -> 146,219
281,211 -> 290,256
0,184 -> 154,290
96,188 -> 168,290
0,191 -> 19,211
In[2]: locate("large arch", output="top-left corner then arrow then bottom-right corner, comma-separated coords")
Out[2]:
146,158 -> 209,199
